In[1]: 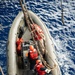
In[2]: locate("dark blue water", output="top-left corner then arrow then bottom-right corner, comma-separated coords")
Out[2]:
0,0 -> 75,75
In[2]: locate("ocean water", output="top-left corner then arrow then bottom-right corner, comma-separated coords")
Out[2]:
0,0 -> 75,75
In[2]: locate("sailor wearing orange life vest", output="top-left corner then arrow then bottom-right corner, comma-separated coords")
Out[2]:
31,24 -> 45,55
35,60 -> 51,75
28,45 -> 38,70
16,38 -> 24,56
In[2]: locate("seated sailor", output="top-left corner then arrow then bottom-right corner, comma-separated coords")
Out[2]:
35,60 -> 51,75
16,37 -> 24,56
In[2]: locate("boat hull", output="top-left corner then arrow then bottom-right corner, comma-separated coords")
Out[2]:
7,11 -> 61,75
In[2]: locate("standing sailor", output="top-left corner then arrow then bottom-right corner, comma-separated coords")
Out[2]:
28,45 -> 38,70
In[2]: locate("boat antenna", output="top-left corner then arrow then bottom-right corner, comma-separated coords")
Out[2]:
0,66 -> 4,75
61,0 -> 64,25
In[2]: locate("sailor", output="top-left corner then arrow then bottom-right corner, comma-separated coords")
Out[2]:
35,60 -> 51,75
16,37 -> 24,56
31,24 -> 45,55
28,45 -> 38,70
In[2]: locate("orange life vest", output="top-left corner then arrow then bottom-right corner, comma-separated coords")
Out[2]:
29,49 -> 38,60
16,38 -> 23,53
32,24 -> 44,41
35,63 -> 46,75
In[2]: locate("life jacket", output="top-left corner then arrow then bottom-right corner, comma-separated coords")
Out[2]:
16,38 -> 23,53
29,49 -> 38,60
35,63 -> 46,75
16,38 -> 23,46
32,24 -> 44,41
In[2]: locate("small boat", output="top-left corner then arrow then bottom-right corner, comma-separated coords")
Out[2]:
7,10 -> 61,75
7,1 -> 61,75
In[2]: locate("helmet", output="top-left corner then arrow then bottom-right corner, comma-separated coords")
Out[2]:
29,45 -> 34,51
36,60 -> 41,64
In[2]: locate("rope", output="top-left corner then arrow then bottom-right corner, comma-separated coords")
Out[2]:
20,0 -> 56,70
0,66 -> 4,75
37,40 -> 56,70
32,25 -> 57,70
